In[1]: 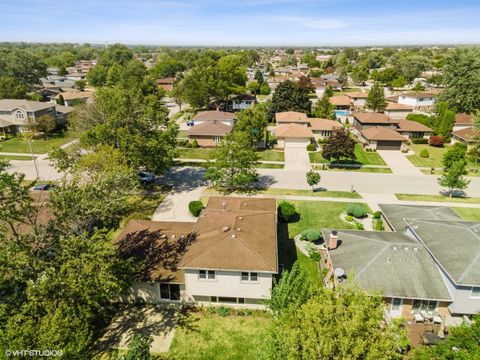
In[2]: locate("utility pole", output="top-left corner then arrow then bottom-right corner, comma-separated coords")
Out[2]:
27,138 -> 40,180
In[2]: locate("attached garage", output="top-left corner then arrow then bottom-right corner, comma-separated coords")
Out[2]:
376,141 -> 402,150
284,138 -> 311,148
274,123 -> 314,149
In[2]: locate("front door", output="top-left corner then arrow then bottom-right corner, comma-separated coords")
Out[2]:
390,298 -> 403,318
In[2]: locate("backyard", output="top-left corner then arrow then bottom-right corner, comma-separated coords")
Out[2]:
0,133 -> 74,154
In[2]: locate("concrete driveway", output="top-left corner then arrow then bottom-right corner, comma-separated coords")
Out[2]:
377,150 -> 422,175
284,147 -> 311,171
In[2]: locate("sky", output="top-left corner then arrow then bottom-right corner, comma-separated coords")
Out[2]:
1,0 -> 480,46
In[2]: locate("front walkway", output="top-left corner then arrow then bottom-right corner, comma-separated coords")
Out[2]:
284,146 -> 310,171
376,150 -> 422,175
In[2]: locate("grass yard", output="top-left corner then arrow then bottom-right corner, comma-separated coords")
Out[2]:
167,310 -> 271,360
0,154 -> 33,161
313,165 -> 392,173
452,207 -> 480,221
285,200 -> 368,238
257,149 -> 284,162
406,144 -> 449,168
177,148 -> 215,160
396,193 -> 480,204
257,163 -> 284,169
309,151 -> 329,163
261,187 -> 362,199
178,130 -> 189,138
0,133 -> 74,154
309,144 -> 386,166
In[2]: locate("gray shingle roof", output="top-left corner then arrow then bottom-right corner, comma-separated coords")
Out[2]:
379,204 -> 461,231
405,219 -> 480,286
323,229 -> 452,301
0,99 -> 55,112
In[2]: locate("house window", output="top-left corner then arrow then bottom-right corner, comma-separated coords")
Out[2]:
391,298 -> 402,311
471,287 -> 480,298
214,136 -> 221,144
241,272 -> 258,283
15,111 -> 24,119
159,283 -> 181,301
199,270 -> 215,280
245,101 -> 252,105
412,300 -> 438,311
218,297 -> 237,303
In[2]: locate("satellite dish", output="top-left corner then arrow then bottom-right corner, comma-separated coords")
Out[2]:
334,268 -> 345,278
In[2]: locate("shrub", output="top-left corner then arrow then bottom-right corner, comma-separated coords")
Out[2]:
306,143 -> 316,151
419,149 -> 429,158
373,211 -> 382,219
355,223 -> 365,230
346,204 -> 368,218
304,242 -> 317,253
279,201 -> 296,222
188,200 -> 204,217
345,118 -> 350,125
302,229 -> 321,242
374,219 -> 384,231
177,139 -> 188,146
216,306 -> 231,317
412,138 -> 428,144
345,215 -> 354,221
190,139 -> 199,148
309,251 -> 321,262
429,135 -> 444,147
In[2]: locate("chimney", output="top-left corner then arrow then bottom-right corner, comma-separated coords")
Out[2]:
328,231 -> 338,250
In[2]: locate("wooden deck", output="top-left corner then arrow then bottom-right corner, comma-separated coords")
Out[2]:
406,321 -> 445,347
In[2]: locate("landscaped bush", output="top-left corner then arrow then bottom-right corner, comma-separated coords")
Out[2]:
306,143 -> 316,151
345,215 -> 353,221
216,306 -> 231,317
188,200 -> 204,217
346,204 -> 368,219
429,135 -> 444,147
373,211 -> 382,219
419,149 -> 429,158
412,138 -> 429,144
177,139 -> 188,146
190,139 -> 199,148
356,223 -> 365,230
279,201 -> 296,222
374,219 -> 384,231
309,251 -> 321,262
301,229 -> 321,242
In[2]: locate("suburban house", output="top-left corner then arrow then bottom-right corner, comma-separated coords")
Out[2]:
329,95 -> 351,111
65,72 -> 87,81
156,77 -> 175,91
54,90 -> 94,107
308,118 -> 343,140
345,92 -> 368,110
274,123 -> 313,148
275,111 -> 310,126
359,126 -> 408,151
321,204 -> 480,322
397,91 -> 436,110
192,110 -> 236,127
187,121 -> 233,147
384,102 -> 413,119
396,119 -> 433,139
116,197 -> 278,309
0,99 -> 57,134
453,113 -> 474,131
231,94 -> 256,111
352,112 -> 399,130
452,127 -> 480,146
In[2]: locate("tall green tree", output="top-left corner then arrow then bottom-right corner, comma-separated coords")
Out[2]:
442,142 -> 467,171
306,170 -> 321,191
0,48 -> 47,88
205,131 -> 259,192
268,80 -> 311,121
365,82 -> 386,112
433,101 -> 456,140
322,129 -> 357,165
234,104 -> 268,144
438,160 -> 470,197
313,91 -> 335,120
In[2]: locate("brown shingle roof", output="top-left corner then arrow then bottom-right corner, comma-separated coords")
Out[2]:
179,197 -> 277,273
194,110 -> 236,122
56,91 -> 94,100
397,119 -> 433,133
360,126 -> 408,141
188,120 -> 233,137
275,111 -> 309,123
115,220 -> 195,283
309,118 -> 343,131
353,112 -> 399,125
329,95 -> 351,106
398,91 -> 437,99
385,102 -> 413,111
274,124 -> 314,138
345,92 -> 368,99
455,113 -> 473,125
452,127 -> 480,142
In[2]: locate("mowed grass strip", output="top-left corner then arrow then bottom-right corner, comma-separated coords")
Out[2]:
406,144 -> 449,168
396,193 -> 480,204
262,188 -> 362,199
452,207 -> 480,221
0,134 -> 74,154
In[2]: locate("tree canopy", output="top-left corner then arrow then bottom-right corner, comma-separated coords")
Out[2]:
365,82 -> 387,112
267,80 -> 311,121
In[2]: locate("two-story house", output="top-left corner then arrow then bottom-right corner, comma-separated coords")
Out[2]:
397,91 -> 436,109
116,197 -> 278,309
0,99 -> 57,134
187,110 -> 236,147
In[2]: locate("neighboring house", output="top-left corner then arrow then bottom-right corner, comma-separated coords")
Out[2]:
275,111 -> 310,126
359,126 -> 408,150
396,119 -> 433,139
308,118 -> 343,140
379,204 -> 480,317
187,120 -> 233,147
452,127 -> 480,146
156,77 -> 175,91
397,91 -> 436,109
329,95 -> 351,111
345,92 -> 368,110
384,102 -> 413,119
453,113 -> 474,132
0,99 -> 57,134
274,123 -> 313,148
55,90 -> 94,107
193,110 -> 236,127
352,112 -> 399,131
231,95 -> 256,111
65,72 -> 87,81
116,197 -> 278,309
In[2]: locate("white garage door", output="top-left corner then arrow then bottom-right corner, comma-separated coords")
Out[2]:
284,138 -> 310,148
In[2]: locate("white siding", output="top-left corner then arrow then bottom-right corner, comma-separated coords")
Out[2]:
385,110 -> 413,119
439,269 -> 480,315
184,269 -> 273,300
398,96 -> 435,107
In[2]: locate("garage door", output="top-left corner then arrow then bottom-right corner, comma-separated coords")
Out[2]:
285,138 -> 310,148
376,141 -> 401,150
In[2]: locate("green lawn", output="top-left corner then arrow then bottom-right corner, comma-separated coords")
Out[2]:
0,134 -> 74,154
0,154 -> 33,161
261,188 -> 362,199
167,311 -> 271,360
452,207 -> 480,221
313,165 -> 392,173
178,130 -> 189,138
257,149 -> 284,162
396,193 -> 480,204
177,148 -> 215,160
309,144 -> 386,166
406,144 -> 449,168
285,200 -> 368,238
257,163 -> 284,169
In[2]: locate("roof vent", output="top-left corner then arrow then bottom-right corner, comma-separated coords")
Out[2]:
413,247 -> 418,252
403,246 -> 409,251
238,216 -> 243,220
222,226 -> 230,232
231,234 -> 236,239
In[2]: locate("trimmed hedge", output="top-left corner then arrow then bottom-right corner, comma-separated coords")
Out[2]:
346,204 -> 368,219
279,201 -> 296,222
306,143 -> 316,151
419,149 -> 429,158
301,229 -> 321,242
412,138 -> 428,144
188,200 -> 204,217
429,135 -> 444,147
373,211 -> 382,219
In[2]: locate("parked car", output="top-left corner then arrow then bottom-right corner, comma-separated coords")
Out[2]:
186,120 -> 194,127
32,183 -> 53,191
138,171 -> 156,184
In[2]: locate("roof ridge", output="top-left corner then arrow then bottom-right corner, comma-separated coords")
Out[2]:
235,232 -> 276,270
